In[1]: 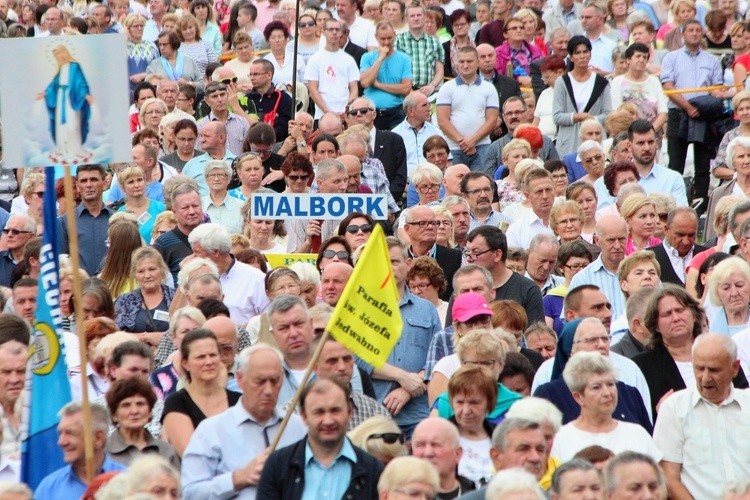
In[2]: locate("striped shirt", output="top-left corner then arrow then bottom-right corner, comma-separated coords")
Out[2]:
660,47 -> 723,110
395,31 -> 444,88
569,255 -> 626,318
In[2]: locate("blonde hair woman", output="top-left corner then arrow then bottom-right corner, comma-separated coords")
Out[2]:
348,416 -> 406,465
116,165 -> 166,242
378,456 -> 440,499
620,193 -> 660,255
496,138 -> 532,213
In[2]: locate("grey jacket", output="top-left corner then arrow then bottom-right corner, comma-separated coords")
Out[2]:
552,73 -> 611,156
542,4 -> 583,40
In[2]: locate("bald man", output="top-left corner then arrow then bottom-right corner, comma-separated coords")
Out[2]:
412,418 -> 476,497
442,164 -> 470,198
317,112 -> 344,136
320,263 -> 353,307
338,155 -> 372,194
569,215 -> 629,317
182,121 -> 236,196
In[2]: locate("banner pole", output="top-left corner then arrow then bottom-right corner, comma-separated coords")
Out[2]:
290,0 -> 301,120
62,166 -> 95,483
267,329 -> 330,453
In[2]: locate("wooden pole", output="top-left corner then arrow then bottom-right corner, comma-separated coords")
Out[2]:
268,329 -> 330,452
290,0 -> 302,121
62,166 -> 95,483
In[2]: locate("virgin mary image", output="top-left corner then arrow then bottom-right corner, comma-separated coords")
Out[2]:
35,44 -> 94,164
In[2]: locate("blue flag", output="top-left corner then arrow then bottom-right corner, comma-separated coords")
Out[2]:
21,167 -> 72,490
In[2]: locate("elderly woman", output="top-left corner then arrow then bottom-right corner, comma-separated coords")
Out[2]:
114,247 -> 174,349
69,317 -> 117,401
714,93 -> 750,181
202,160 -> 242,235
577,141 -> 606,185
430,328 -> 523,421
337,212 -> 374,252
263,21 -> 305,87
407,256 -> 448,325
348,415 -> 406,465
281,152 -> 313,194
149,307 -> 206,400
621,193 -> 661,255
595,160 -> 640,213
138,98 -> 168,134
632,286 -> 748,416
289,262 -> 320,308
158,114 -> 180,156
495,17 -> 543,88
175,13 -> 218,77
407,141 -> 449,207
246,268 -> 301,343
123,455 -> 181,498
105,378 -> 180,468
378,456 -> 440,500
495,138 -> 531,211
146,31 -> 203,92
163,329 -> 241,457
447,365 -> 498,485
545,160 -> 569,199
551,200 -> 585,245
610,43 -> 668,129
10,172 -> 44,224
398,163 -> 443,236
567,181 -> 598,243
240,198 -> 286,254
116,165 -> 166,242
544,239 -> 593,335
707,257 -> 750,336
707,136 -> 750,240
432,205 -> 455,248
125,14 -> 159,89
553,36 -> 612,157
550,350 -> 661,461
443,9 -> 475,79
533,56 -> 566,141
425,7 -> 450,41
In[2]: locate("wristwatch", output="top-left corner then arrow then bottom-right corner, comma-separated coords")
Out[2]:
298,140 -> 307,147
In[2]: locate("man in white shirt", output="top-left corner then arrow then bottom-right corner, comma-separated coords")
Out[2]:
334,0 -> 377,50
654,334 -> 750,500
525,234 -> 564,297
392,92 -> 446,176
305,18 -> 360,119
505,169 -> 556,249
578,1 -> 617,75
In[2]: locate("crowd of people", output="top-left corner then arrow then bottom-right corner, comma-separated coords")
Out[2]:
3,0 -> 750,497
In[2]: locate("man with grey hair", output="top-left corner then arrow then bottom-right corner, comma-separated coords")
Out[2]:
198,81 -> 251,156
647,207 -> 706,287
34,402 -> 125,498
654,333 -> 750,500
726,201 -> 750,254
525,234 -> 563,296
287,158 -> 348,253
156,79 -> 194,120
506,169 -> 556,250
337,135 -> 399,216
604,451 -> 664,500
611,287 -> 655,359
201,160 -> 243,234
154,184 -> 203,283
459,418 -> 548,499
0,215 -> 35,288
541,7 -> 579,42
412,417 -> 476,497
392,91 -> 446,175
181,343 -> 308,500
183,121 -> 236,196
188,223 -> 268,325
106,144 -> 164,205
549,459 -> 603,499
441,195 -> 471,249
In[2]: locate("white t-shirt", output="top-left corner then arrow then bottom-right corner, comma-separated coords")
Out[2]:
534,87 -> 557,139
435,77 -> 500,150
458,436 -> 494,484
304,48 -> 360,118
551,421 -> 663,462
570,72 -> 596,113
289,368 -> 307,385
675,360 -> 695,387
259,242 -> 287,255
433,353 -> 461,378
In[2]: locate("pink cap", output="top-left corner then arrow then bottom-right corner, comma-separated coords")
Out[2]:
452,292 -> 494,323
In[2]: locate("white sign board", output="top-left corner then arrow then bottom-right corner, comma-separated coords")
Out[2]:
252,193 -> 388,220
0,35 -> 131,168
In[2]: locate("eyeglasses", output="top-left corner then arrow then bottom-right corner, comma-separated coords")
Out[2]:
367,432 -> 405,444
409,281 -> 432,292
465,186 -> 493,196
346,223 -> 372,234
416,183 -> 440,193
463,358 -> 496,367
564,262 -> 587,271
393,489 -> 435,500
323,250 -> 350,259
251,148 -> 273,156
32,191 -> 45,198
325,27 -> 341,32
461,315 -> 493,328
406,220 -> 440,228
552,173 -> 568,180
582,154 -> 604,164
288,174 -> 310,182
348,107 -> 373,116
175,136 -> 196,143
299,20 -> 316,27
463,248 -> 494,260
574,335 -> 612,345
219,343 -> 236,354
219,77 -> 238,84
207,172 -> 227,179
3,229 -> 32,236
503,110 -> 525,117
205,83 -> 228,96
131,24 -> 145,28
505,25 -> 523,31
556,217 -> 579,226
145,110 -> 165,115
436,220 -> 452,227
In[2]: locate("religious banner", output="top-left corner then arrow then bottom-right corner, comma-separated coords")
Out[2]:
0,35 -> 131,168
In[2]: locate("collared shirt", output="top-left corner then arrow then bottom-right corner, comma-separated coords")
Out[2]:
182,151 -> 237,197
435,75 -> 499,150
589,34 -> 616,73
637,164 -> 689,207
0,250 -> 16,288
654,386 -> 750,499
202,194 -> 244,235
661,47 -> 723,109
505,209 -> 554,249
394,30 -> 444,88
361,157 -> 399,213
286,218 -> 341,253
366,289 -> 441,426
198,112 -> 250,156
569,255 -> 626,318
58,203 -> 113,277
663,239 -> 694,284
34,456 -> 126,499
469,209 -> 512,232
348,391 -> 391,430
425,326 -> 456,379
302,438 -> 357,500
220,258 -> 270,326
0,402 -> 20,462
182,404 -> 308,500
561,5 -> 577,25
525,272 -> 565,297
106,428 -> 180,469
392,118 -> 447,176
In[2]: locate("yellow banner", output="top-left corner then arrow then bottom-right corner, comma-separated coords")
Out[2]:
326,224 -> 402,369
264,254 -> 317,268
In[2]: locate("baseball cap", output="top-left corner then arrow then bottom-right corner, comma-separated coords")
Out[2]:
452,292 -> 494,323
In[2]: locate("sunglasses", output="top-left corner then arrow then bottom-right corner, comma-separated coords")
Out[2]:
323,250 -> 349,259
220,77 -> 238,84
3,229 -> 32,236
288,174 -> 309,182
367,433 -> 405,444
32,191 -> 45,198
348,107 -> 373,116
299,20 -> 316,27
345,223 -> 372,234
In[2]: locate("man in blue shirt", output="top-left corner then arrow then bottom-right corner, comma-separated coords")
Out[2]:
34,402 -> 125,499
106,144 -> 164,204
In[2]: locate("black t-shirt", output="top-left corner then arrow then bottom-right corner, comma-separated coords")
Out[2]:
263,153 -> 286,193
162,388 -> 242,428
436,476 -> 477,499
495,272 -> 545,324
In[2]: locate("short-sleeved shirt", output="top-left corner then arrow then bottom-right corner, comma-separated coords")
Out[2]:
395,31 -> 444,88
304,48 -> 360,119
360,50 -> 413,109
661,47 -> 723,109
436,76 -> 499,150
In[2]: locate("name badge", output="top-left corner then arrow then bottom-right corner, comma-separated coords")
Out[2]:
153,310 -> 170,322
138,211 -> 152,225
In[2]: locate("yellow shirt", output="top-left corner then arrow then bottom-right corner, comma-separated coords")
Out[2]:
539,456 -> 562,491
